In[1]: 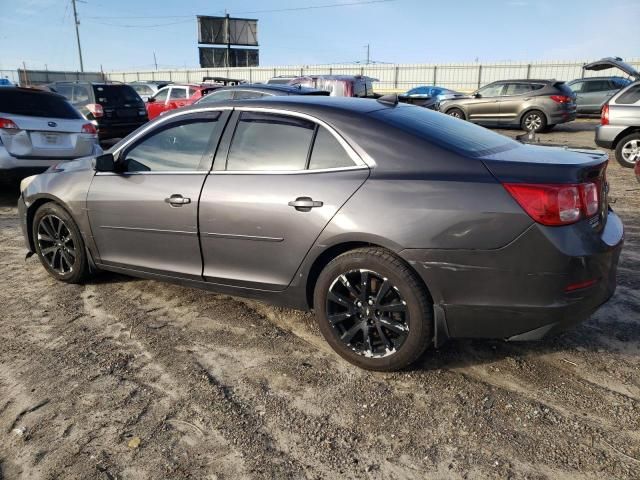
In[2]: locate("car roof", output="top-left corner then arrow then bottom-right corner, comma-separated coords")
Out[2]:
492,79 -> 553,84
569,76 -> 630,81
0,86 -> 67,99
210,83 -> 326,94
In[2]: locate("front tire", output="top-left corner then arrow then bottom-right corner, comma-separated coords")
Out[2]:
615,133 -> 640,168
33,203 -> 90,283
521,110 -> 547,133
314,248 -> 433,371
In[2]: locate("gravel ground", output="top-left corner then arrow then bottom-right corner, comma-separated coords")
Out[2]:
0,119 -> 638,479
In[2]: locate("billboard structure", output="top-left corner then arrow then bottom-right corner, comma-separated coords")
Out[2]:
197,15 -> 259,68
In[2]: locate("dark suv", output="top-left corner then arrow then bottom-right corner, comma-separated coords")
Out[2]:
49,82 -> 148,140
439,80 -> 577,132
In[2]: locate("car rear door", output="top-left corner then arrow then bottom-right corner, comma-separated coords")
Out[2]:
580,80 -> 612,113
498,83 -> 535,124
87,110 -> 230,279
199,109 -> 369,291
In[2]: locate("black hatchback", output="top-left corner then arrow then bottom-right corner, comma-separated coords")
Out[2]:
49,82 -> 148,140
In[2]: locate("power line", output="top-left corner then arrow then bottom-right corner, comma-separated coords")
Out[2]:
84,0 -> 395,20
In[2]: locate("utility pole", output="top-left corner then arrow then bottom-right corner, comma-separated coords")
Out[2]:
365,44 -> 370,65
153,51 -> 158,70
225,13 -> 231,68
71,0 -> 84,72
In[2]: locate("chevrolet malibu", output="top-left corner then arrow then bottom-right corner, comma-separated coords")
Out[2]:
18,96 -> 623,371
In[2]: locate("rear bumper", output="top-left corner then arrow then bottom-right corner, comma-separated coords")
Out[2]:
548,109 -> 576,125
595,125 -> 627,149
400,210 -> 624,340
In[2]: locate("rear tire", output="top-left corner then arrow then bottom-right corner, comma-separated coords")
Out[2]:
615,133 -> 640,168
313,248 -> 433,371
521,110 -> 547,133
446,108 -> 465,120
33,203 -> 91,284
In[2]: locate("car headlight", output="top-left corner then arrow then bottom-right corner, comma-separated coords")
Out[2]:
20,175 -> 37,193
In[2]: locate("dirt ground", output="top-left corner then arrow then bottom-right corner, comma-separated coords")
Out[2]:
0,119 -> 638,479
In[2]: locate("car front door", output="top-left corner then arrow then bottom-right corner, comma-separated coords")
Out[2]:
146,87 -> 169,119
87,110 -> 229,279
199,109 -> 370,291
466,83 -> 504,124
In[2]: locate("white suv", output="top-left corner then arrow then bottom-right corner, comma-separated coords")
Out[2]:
0,87 -> 102,178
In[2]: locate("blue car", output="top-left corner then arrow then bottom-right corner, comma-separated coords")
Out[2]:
401,85 -> 465,110
0,78 -> 14,87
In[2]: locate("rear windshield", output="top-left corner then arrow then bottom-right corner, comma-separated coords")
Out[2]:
93,85 -> 142,106
0,90 -> 81,119
371,105 -> 519,157
554,82 -> 575,96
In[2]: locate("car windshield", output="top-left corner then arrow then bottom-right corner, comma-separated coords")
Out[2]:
93,85 -> 142,106
0,90 -> 81,119
372,105 -> 519,157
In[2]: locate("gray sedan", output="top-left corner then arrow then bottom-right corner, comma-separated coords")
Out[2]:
18,97 -> 622,371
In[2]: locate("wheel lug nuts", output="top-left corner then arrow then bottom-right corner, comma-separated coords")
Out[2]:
368,299 -> 374,305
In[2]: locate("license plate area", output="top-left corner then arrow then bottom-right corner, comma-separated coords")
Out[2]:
42,132 -> 60,144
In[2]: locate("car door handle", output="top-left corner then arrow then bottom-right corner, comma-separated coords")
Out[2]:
288,197 -> 323,212
165,194 -> 191,207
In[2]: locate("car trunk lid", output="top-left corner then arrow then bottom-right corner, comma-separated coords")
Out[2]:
583,57 -> 640,80
0,114 -> 95,159
480,144 -> 609,230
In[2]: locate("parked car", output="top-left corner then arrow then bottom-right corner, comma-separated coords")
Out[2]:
595,81 -> 640,168
567,77 -> 631,115
195,84 -> 329,104
202,76 -> 246,86
267,75 -> 297,85
129,81 -> 172,102
0,77 -> 14,87
289,75 -> 378,98
18,97 -> 622,371
0,87 -> 101,178
439,79 -> 577,132
49,82 -> 148,140
146,84 -> 220,120
399,85 -> 465,109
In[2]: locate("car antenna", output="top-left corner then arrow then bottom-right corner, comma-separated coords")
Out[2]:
377,93 -> 399,106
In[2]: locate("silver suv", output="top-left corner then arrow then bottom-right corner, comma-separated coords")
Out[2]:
595,81 -> 640,168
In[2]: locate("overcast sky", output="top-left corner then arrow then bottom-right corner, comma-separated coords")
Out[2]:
1,0 -> 638,72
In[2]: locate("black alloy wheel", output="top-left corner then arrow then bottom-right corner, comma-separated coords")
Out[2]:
33,203 -> 90,283
314,247 -> 433,371
326,269 -> 409,358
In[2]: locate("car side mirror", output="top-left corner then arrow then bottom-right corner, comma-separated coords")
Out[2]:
473,93 -> 481,98
94,153 -> 116,172
147,97 -> 156,103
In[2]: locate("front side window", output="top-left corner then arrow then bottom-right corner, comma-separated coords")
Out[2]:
568,81 -> 584,93
122,117 -> 219,172
54,84 -> 73,100
133,85 -> 153,95
72,85 -> 90,106
477,84 -> 504,97
152,88 -> 169,103
226,112 -> 315,171
308,127 -> 355,170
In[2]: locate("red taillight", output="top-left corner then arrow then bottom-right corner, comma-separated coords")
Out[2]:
601,104 -> 609,125
81,123 -> 97,134
0,117 -> 19,130
550,95 -> 572,104
564,278 -> 598,292
504,182 -> 600,226
86,103 -> 104,119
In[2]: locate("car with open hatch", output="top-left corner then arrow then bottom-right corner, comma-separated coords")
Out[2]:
18,96 -> 623,371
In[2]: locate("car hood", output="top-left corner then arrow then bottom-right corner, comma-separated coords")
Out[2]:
584,57 -> 639,80
47,155 -> 95,173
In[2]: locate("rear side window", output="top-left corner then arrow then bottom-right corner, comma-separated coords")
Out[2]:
93,85 -> 141,105
0,90 -> 81,119
226,112 -> 315,171
169,88 -> 187,100
234,90 -> 267,100
616,84 -> 640,105
309,127 -> 355,170
503,83 -> 533,95
199,90 -> 234,103
372,105 -> 519,157
584,80 -> 611,93
123,116 -> 220,172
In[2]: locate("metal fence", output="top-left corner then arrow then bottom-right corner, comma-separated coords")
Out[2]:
107,59 -> 640,92
4,59 -> 639,92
